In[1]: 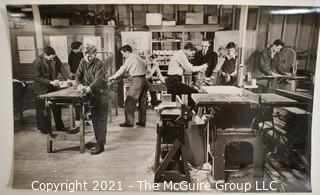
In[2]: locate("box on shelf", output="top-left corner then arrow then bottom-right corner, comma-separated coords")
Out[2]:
146,13 -> 162,26
162,20 -> 176,26
51,18 -> 70,26
185,12 -> 204,24
208,15 -> 218,24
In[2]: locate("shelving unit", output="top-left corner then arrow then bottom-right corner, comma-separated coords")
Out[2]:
149,25 -> 222,76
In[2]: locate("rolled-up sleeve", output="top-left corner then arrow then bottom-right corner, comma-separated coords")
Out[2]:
112,57 -> 130,79
178,53 -> 203,72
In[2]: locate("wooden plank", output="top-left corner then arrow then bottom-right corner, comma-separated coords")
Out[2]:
202,86 -> 241,94
48,133 -> 80,141
191,93 -> 258,106
38,88 -> 85,99
259,93 -> 301,107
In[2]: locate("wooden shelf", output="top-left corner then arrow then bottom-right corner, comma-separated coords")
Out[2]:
151,25 -> 218,77
149,24 -> 223,32
152,40 -> 181,43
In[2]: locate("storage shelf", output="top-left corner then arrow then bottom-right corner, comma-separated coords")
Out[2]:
152,40 -> 182,43
151,25 -> 217,78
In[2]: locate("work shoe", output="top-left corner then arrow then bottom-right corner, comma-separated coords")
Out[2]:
119,123 -> 133,128
90,144 -> 105,155
136,122 -> 146,127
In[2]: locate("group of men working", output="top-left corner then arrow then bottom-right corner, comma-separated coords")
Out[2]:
32,37 -> 285,155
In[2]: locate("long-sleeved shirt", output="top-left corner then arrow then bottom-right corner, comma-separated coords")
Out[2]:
75,58 -> 105,94
167,50 -> 203,76
112,53 -> 146,79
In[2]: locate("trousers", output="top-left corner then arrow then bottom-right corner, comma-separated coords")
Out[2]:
35,86 -> 64,133
165,75 -> 198,109
90,92 -> 108,145
125,76 -> 148,125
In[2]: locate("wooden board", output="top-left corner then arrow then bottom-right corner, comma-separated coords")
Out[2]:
191,93 -> 258,106
201,86 -> 242,94
38,87 -> 85,100
259,93 -> 301,106
256,75 -> 307,80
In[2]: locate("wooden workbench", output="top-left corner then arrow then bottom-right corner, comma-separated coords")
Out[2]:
39,87 -> 90,153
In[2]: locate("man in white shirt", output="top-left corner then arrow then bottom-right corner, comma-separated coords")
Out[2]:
109,45 -> 148,127
166,43 -> 207,108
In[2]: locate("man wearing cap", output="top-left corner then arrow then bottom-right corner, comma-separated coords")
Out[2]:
75,44 -> 108,155
33,46 -> 71,134
108,45 -> 148,128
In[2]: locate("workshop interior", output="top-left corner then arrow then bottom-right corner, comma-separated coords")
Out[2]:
8,4 -> 317,192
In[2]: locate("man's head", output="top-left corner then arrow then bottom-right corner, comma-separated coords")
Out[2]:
83,44 -> 97,63
71,41 -> 83,53
183,43 -> 196,57
201,38 -> 211,52
226,42 -> 236,57
44,46 -> 56,61
150,54 -> 158,61
271,39 -> 284,53
121,45 -> 133,58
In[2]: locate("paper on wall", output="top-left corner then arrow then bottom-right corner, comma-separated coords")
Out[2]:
19,50 -> 36,64
17,36 -> 35,50
121,32 -> 151,56
49,36 -> 68,63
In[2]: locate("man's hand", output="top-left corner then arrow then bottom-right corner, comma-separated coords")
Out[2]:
81,86 -> 91,94
201,64 -> 208,72
108,76 -> 114,82
50,80 -> 60,87
66,79 -> 74,87
159,76 -> 165,83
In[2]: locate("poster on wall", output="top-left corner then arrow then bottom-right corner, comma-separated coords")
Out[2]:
121,31 -> 151,56
17,36 -> 35,50
18,50 -> 36,63
49,36 -> 68,63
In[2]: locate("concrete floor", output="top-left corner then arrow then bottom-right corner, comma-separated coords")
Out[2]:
12,107 -> 311,192
13,108 -> 157,191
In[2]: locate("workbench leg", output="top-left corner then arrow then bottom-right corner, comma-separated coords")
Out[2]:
154,131 -> 161,171
114,90 -> 118,116
80,105 -> 85,153
154,140 -> 180,182
69,104 -> 75,128
181,146 -> 190,182
47,138 -> 53,153
46,99 -> 53,153
214,141 -> 226,180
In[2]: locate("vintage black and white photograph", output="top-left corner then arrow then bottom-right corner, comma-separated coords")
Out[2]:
6,3 -> 318,192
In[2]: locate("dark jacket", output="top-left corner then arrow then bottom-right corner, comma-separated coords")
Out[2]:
258,47 -> 274,76
75,58 -> 106,95
32,54 -> 70,95
221,56 -> 237,85
68,51 -> 84,74
193,49 -> 218,77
